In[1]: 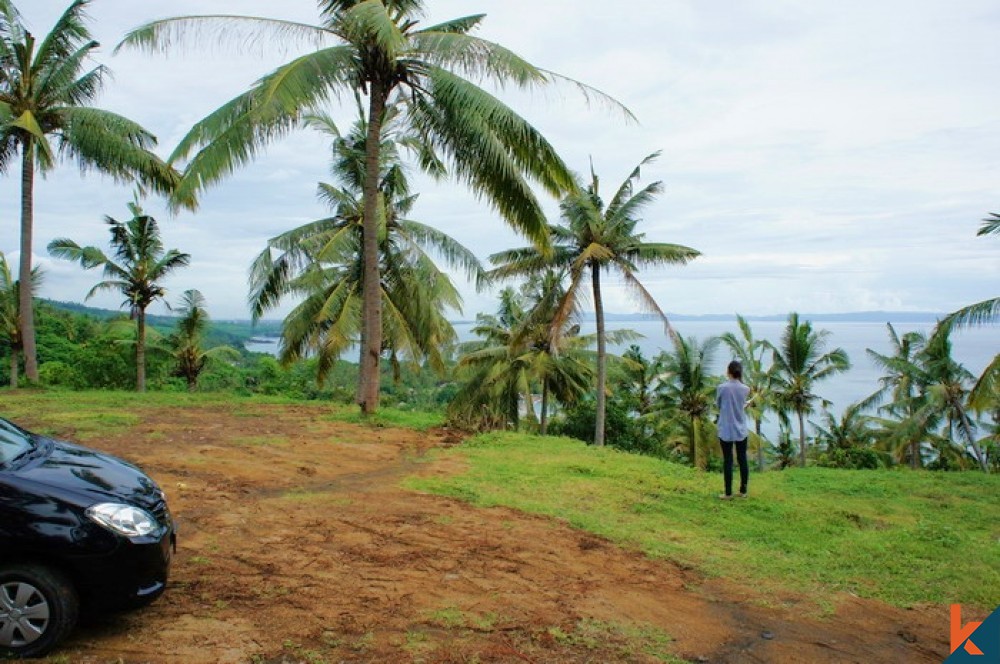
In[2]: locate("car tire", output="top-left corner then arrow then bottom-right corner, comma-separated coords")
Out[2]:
0,563 -> 79,658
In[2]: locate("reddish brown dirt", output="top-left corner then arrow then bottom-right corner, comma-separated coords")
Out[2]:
20,405 -> 952,663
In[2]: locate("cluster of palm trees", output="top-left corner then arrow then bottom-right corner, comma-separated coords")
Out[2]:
1,0 -> 630,415
478,297 -> 994,473
0,0 -> 181,386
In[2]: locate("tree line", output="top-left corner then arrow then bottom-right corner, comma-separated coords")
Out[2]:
1,1 -> 995,472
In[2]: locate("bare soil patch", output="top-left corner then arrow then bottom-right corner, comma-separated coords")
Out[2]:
22,405 -> 950,663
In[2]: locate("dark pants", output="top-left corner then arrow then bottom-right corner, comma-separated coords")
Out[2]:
720,438 -> 749,496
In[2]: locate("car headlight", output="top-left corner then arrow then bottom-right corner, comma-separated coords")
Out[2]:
86,503 -> 159,537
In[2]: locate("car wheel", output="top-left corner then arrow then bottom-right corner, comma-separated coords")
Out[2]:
0,564 -> 79,658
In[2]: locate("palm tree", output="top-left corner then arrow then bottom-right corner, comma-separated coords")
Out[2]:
490,153 -> 701,445
450,278 -> 598,433
814,403 -> 874,451
653,335 -> 720,469
0,0 -> 181,383
616,344 -> 666,417
860,323 -> 927,468
47,202 -> 190,391
939,213 -> 999,443
248,110 -> 482,387
766,313 -> 850,467
940,213 -> 999,331
169,289 -> 239,391
719,315 -> 773,471
118,1 -> 626,414
0,250 -> 40,387
909,329 -> 986,471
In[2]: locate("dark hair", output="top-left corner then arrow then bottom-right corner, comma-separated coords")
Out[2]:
727,360 -> 743,381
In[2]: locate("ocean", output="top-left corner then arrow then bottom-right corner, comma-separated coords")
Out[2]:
246,317 -> 997,418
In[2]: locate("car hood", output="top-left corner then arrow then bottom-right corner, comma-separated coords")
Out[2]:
14,437 -> 164,510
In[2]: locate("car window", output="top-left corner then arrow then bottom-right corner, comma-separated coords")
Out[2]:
0,419 -> 33,465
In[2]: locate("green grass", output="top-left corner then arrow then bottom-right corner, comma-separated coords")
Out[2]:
324,405 -> 445,431
407,432 -> 1000,611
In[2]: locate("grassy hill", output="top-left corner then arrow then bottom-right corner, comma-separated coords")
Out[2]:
409,432 -> 1000,612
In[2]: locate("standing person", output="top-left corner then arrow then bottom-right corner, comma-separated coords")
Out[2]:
716,360 -> 751,499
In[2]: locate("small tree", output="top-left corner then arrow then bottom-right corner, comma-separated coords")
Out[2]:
169,289 -> 239,391
48,202 -> 190,391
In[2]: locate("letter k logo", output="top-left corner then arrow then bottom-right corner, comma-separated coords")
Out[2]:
952,605 -> 984,656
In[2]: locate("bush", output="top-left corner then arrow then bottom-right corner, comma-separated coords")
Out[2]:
818,447 -> 883,470
551,399 -> 663,457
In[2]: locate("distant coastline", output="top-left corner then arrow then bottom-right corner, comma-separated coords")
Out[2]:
44,299 -> 947,327
451,311 -> 948,325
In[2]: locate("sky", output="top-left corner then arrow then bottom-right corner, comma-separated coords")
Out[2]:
2,0 -> 998,322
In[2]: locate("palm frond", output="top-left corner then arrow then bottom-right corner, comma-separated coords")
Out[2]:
115,15 -> 333,57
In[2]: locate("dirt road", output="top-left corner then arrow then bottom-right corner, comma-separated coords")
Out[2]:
25,404 -> 950,663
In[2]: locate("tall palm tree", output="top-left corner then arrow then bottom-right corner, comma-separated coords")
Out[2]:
490,153 -> 701,446
860,323 -> 927,468
939,213 -> 999,434
0,0 -> 181,383
653,335 -> 720,469
719,315 -> 773,471
47,202 -> 190,392
905,329 -> 986,471
940,213 -> 999,331
766,313 -> 850,467
248,110 -> 481,387
169,289 -> 239,391
118,1 -> 626,414
0,250 -> 39,387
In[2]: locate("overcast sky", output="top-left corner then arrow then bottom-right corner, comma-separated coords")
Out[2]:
3,0 -> 998,322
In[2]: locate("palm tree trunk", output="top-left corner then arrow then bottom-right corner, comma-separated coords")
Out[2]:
136,308 -> 146,392
540,381 -> 549,436
9,351 -> 18,389
19,146 -> 39,383
358,84 -> 389,415
755,418 -> 764,471
910,440 -> 919,470
592,263 -> 606,447
691,416 -> 700,469
798,409 -> 807,467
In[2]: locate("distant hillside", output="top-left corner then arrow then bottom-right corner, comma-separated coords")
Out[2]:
43,299 -> 283,348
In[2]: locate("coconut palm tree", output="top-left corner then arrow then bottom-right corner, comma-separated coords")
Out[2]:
766,313 -> 850,467
450,278 -> 599,433
118,0 -> 626,414
616,344 -> 666,417
653,335 -> 720,469
860,323 -> 927,468
904,329 -> 986,471
940,213 -> 999,331
0,251 -> 40,387
490,153 -> 701,446
938,213 -> 999,438
248,110 -> 482,387
0,0 -> 181,383
169,289 -> 239,391
719,315 -> 773,471
47,202 -> 190,392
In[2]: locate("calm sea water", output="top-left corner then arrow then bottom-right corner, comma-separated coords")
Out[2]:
247,317 -> 997,417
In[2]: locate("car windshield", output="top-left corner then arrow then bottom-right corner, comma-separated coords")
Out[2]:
0,418 -> 33,465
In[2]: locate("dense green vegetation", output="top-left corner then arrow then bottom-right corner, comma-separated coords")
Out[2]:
409,431 -> 1000,611
0,1 -> 995,473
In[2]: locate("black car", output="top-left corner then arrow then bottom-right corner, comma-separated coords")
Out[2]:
0,417 -> 175,658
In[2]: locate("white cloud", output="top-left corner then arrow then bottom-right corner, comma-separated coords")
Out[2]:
2,0 -> 997,320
